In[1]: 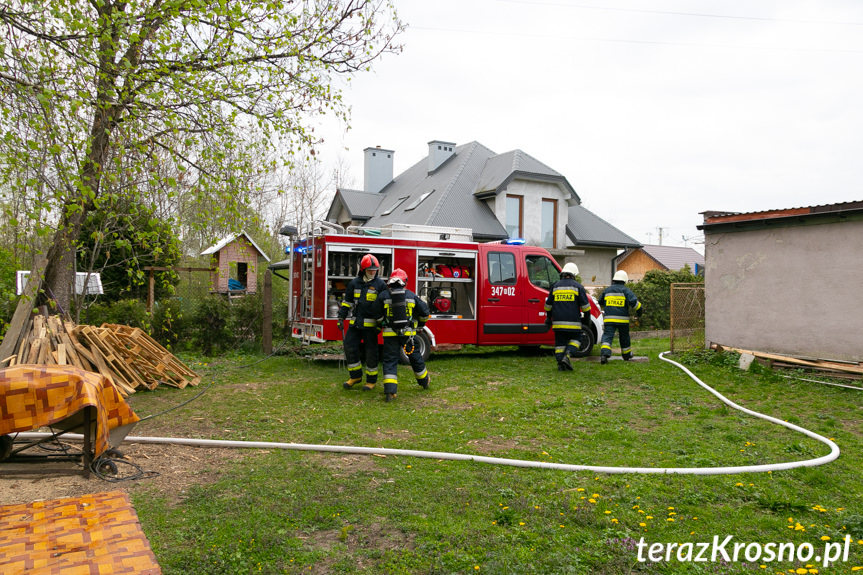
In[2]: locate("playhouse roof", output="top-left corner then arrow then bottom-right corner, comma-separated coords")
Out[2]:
200,231 -> 270,262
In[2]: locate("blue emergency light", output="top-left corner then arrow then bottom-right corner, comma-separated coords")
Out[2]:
504,238 -> 526,245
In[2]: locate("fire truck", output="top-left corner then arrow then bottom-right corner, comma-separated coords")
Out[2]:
279,222 -> 603,361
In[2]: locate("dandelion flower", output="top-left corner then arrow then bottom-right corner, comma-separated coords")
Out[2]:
639,522 -> 647,527
821,536 -> 830,541
604,510 -> 611,514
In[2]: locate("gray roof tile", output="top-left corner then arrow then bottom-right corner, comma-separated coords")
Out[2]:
337,189 -> 385,219
566,205 -> 641,248
618,244 -> 704,271
331,140 -> 635,247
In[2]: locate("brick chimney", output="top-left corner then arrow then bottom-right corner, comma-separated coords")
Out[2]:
428,140 -> 455,173
363,146 -> 394,193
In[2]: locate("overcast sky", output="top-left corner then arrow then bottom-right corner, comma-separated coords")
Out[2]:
313,0 -> 863,251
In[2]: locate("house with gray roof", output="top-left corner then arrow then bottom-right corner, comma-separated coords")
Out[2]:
326,140 -> 640,285
613,244 -> 705,281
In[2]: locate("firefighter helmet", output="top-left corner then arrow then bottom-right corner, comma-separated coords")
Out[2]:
388,268 -> 408,286
561,262 -> 579,277
613,270 -> 629,282
359,254 -> 380,272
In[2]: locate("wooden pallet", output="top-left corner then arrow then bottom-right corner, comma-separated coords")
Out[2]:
2,313 -> 200,397
100,324 -> 201,389
713,344 -> 863,378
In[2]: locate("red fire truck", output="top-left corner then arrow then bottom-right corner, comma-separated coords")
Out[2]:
280,222 -> 603,361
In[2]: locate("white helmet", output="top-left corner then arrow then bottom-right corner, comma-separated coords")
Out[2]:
613,270 -> 629,282
561,262 -> 579,277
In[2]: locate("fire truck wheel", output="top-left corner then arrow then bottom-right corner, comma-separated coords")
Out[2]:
399,332 -> 431,365
570,327 -> 595,358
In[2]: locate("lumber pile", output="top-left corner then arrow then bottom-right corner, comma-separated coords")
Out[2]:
712,344 -> 863,379
1,315 -> 200,397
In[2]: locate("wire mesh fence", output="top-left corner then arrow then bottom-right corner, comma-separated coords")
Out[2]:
670,283 -> 705,353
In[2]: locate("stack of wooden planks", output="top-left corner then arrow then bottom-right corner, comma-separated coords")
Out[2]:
712,344 -> 863,380
1,315 -> 200,397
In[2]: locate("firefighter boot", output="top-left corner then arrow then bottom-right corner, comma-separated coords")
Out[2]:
600,355 -> 608,365
417,375 -> 430,389
560,356 -> 573,371
343,378 -> 362,390
362,383 -> 376,391
385,392 -> 397,402
622,353 -> 633,361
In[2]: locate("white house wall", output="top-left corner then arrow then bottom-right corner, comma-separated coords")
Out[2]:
493,180 -> 569,249
703,219 -> 863,362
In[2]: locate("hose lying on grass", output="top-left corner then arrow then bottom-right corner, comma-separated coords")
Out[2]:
17,351 -> 840,475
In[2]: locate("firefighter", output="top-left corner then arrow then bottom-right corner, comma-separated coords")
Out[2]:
380,268 -> 430,402
598,270 -> 643,364
545,262 -> 592,371
337,254 -> 386,390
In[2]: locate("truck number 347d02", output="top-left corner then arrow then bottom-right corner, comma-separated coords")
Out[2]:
490,286 -> 516,297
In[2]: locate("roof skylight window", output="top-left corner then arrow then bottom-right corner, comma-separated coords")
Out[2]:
381,196 -> 409,216
404,190 -> 434,211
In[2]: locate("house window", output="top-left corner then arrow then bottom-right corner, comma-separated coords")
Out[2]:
541,199 -> 557,248
506,195 -> 523,239
487,252 -> 516,285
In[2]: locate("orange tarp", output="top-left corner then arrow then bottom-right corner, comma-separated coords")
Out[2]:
0,491 -> 161,574
0,365 -> 139,457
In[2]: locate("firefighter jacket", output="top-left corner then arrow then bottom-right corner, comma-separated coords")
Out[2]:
380,287 -> 430,337
545,277 -> 591,331
599,283 -> 642,324
338,275 -> 387,329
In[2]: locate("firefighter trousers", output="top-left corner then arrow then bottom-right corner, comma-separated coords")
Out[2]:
553,328 -> 581,363
381,335 -> 429,395
600,323 -> 633,359
343,326 -> 380,384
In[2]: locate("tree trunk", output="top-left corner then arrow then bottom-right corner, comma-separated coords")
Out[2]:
41,210 -> 85,314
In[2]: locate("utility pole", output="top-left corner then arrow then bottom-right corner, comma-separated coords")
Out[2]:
656,227 -> 665,246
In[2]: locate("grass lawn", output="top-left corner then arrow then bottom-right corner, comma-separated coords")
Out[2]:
125,338 -> 863,574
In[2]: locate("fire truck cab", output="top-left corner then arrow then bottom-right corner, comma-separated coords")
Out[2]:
282,223 -> 603,361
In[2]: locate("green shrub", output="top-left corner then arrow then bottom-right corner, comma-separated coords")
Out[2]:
0,247 -> 17,340
82,299 -> 150,330
627,266 -> 703,330
151,298 -> 186,350
190,296 -> 234,355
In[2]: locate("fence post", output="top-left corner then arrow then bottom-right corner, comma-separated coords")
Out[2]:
262,269 -> 272,355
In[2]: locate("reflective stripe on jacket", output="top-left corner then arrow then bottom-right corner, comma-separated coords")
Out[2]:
599,283 -> 641,324
544,278 -> 590,331
380,288 -> 430,337
338,275 -> 386,328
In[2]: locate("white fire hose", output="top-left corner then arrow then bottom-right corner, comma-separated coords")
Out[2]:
16,351 -> 840,475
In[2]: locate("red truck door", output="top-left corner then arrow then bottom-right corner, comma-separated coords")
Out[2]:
521,251 -> 561,345
478,247 -> 524,344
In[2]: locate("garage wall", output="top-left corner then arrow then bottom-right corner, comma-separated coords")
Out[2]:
703,218 -> 863,361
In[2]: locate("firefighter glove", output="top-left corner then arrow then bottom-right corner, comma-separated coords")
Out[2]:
637,308 -> 643,318
544,315 -> 552,326
582,312 -> 592,326
336,319 -> 344,331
